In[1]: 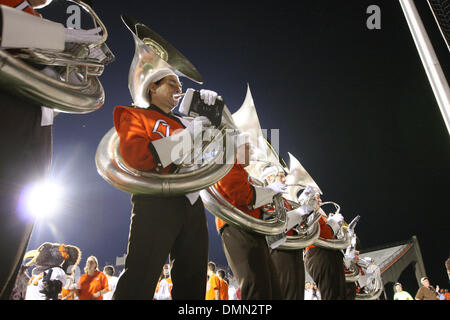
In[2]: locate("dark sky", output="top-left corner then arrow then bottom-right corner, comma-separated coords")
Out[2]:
29,0 -> 449,297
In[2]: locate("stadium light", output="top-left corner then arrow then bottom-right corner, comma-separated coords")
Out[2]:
24,180 -> 63,219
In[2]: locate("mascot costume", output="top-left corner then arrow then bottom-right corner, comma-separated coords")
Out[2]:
20,242 -> 81,300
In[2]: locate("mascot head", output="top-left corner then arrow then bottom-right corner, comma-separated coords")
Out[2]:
24,242 -> 81,274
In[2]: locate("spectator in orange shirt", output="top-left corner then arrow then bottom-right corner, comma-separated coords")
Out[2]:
217,269 -> 229,300
444,289 -> 450,300
205,262 -> 220,300
76,256 -> 109,300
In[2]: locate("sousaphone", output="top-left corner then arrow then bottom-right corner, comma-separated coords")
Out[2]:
0,0 -> 113,113
276,152 -> 323,250
355,259 -> 384,300
95,15 -> 235,195
310,200 -> 353,250
345,262 -> 361,283
276,149 -> 353,250
200,86 -> 288,235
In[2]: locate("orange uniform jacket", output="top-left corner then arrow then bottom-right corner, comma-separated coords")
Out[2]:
0,0 -> 40,16
219,279 -> 229,300
114,105 -> 186,173
205,274 -> 220,300
77,271 -> 109,300
305,216 -> 334,252
214,163 -> 261,231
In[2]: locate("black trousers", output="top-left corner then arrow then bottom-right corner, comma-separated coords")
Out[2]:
345,282 -> 357,300
270,249 -> 305,300
304,246 -> 346,300
113,195 -> 209,300
0,90 -> 52,299
220,225 -> 282,300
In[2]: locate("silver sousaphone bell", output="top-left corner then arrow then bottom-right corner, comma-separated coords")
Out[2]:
95,15 -> 235,196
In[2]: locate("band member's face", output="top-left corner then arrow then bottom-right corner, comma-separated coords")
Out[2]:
149,75 -> 182,112
267,172 -> 285,184
275,172 -> 285,183
315,193 -> 322,208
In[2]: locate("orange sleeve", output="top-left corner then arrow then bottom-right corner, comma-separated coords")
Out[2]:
114,107 -> 158,171
284,199 -> 295,236
214,164 -> 255,207
213,276 -> 220,291
0,0 -> 40,16
77,275 -> 90,300
214,164 -> 262,230
318,216 -> 334,239
219,280 -> 229,300
304,216 -> 334,252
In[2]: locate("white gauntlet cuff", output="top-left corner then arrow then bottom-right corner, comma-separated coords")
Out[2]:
1,5 -> 65,50
327,219 -> 341,235
150,129 -> 192,168
285,205 -> 312,231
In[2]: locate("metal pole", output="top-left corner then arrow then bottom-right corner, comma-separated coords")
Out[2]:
399,0 -> 450,135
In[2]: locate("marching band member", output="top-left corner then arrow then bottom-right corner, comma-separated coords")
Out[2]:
353,255 -> 381,298
261,165 -> 321,300
112,68 -> 220,299
214,139 -> 286,300
303,192 -> 347,300
0,0 -> 102,299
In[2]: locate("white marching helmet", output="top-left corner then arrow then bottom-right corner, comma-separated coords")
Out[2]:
138,68 -> 179,109
31,0 -> 53,9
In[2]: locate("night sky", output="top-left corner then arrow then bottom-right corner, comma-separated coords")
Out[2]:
28,0 -> 449,298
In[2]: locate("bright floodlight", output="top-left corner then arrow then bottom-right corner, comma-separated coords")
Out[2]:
25,181 -> 63,219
